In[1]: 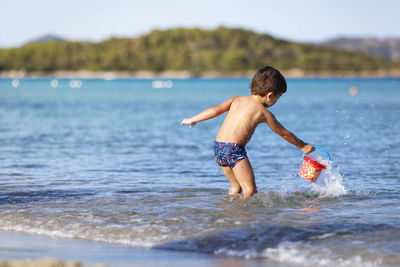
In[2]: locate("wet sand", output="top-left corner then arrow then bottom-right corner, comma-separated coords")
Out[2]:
0,231 -> 272,267
0,257 -> 101,267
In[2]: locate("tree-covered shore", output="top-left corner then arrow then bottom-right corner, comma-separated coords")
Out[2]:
1,27 -> 399,76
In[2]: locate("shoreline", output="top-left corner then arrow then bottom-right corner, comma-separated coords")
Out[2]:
2,69 -> 400,79
0,230 -> 270,267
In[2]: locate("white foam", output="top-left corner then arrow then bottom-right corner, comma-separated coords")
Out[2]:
216,241 -> 377,266
262,242 -> 375,267
311,232 -> 337,240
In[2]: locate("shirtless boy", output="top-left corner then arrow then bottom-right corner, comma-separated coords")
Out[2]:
181,66 -> 314,198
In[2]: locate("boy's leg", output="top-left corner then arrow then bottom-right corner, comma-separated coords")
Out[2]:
232,158 -> 256,198
220,166 -> 242,194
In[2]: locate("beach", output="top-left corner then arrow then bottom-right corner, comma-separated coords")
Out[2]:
0,231 -> 272,267
0,77 -> 399,266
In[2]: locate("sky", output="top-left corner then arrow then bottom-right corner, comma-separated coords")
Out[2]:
1,0 -> 399,48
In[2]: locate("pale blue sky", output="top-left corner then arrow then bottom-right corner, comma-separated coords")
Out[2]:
1,0 -> 399,48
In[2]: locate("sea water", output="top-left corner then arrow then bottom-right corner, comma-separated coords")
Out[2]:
0,77 -> 399,266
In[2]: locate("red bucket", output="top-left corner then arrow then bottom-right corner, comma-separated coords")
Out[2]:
299,156 -> 327,182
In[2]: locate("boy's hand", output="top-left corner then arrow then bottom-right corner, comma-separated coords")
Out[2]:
181,118 -> 196,128
301,144 -> 315,154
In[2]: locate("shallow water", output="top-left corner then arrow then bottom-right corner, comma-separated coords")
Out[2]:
0,77 -> 399,266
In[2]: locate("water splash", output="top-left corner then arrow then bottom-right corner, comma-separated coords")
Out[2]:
310,161 -> 347,198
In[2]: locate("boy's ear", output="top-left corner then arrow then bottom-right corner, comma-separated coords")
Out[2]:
265,92 -> 273,99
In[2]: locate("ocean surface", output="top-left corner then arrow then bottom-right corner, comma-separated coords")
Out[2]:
0,77 -> 399,266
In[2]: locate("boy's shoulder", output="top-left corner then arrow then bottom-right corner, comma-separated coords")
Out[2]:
231,95 -> 269,114
231,95 -> 251,102
232,95 -> 265,107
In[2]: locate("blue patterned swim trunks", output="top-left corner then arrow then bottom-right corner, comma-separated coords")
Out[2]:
214,141 -> 247,169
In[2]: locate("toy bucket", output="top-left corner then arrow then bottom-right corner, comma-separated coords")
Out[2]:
299,146 -> 331,182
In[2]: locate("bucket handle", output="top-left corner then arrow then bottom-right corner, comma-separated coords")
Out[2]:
303,146 -> 331,161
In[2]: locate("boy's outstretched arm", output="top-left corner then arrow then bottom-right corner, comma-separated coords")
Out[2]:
264,110 -> 314,154
181,97 -> 236,128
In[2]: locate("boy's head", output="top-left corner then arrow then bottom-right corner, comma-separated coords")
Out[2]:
250,66 -> 287,97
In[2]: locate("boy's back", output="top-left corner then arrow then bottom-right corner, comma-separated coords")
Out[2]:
216,96 -> 266,146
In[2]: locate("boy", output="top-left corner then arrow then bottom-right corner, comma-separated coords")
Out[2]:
181,66 -> 314,199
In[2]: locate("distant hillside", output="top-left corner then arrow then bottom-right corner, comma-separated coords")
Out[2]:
27,34 -> 65,44
322,37 -> 400,62
0,27 -> 399,75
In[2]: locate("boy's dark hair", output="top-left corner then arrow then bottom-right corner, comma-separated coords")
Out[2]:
250,66 -> 287,96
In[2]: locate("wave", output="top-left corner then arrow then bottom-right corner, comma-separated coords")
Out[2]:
157,222 -> 400,266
